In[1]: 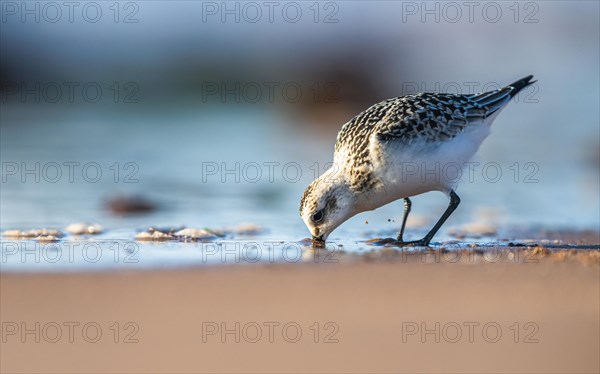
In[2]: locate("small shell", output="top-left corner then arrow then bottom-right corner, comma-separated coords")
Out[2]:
65,223 -> 103,235
3,229 -> 63,238
2,230 -> 28,238
33,229 -> 63,237
135,230 -> 173,241
37,234 -> 60,242
173,228 -> 216,239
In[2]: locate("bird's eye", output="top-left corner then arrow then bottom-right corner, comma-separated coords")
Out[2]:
312,211 -> 324,223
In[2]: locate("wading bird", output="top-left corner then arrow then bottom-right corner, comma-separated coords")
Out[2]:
300,75 -> 535,246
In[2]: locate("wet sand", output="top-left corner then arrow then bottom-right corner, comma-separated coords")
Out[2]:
2,243 -> 599,373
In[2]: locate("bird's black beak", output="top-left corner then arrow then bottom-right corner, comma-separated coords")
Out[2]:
312,235 -> 325,247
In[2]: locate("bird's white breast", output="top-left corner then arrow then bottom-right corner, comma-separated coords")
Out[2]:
358,124 -> 492,211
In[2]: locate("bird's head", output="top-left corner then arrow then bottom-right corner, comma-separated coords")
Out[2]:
299,174 -> 357,244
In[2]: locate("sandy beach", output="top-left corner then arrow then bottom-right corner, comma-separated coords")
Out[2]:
2,247 -> 599,373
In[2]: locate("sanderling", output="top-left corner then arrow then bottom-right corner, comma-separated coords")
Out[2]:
300,75 -> 536,246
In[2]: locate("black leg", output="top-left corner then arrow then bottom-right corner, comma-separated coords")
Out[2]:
396,197 -> 412,242
400,190 -> 460,247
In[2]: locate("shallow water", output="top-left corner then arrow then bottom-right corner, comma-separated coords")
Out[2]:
1,102 -> 599,272
3,227 -> 599,272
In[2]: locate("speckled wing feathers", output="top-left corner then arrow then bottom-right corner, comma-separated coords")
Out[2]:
335,75 -> 535,155
333,93 -> 487,191
332,75 -> 537,191
336,93 -> 487,154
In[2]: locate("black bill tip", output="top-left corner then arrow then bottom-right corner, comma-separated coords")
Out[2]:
312,235 -> 325,247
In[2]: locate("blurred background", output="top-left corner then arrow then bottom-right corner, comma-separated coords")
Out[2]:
2,5 -> 599,372
1,0 -> 599,246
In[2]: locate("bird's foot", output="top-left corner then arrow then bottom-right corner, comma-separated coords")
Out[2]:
395,238 -> 431,247
368,237 -> 432,247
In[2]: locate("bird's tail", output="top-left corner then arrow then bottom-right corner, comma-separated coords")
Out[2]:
471,75 -> 536,116
505,75 -> 537,98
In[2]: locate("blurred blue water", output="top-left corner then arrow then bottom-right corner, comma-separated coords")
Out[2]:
1,100 -> 598,271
